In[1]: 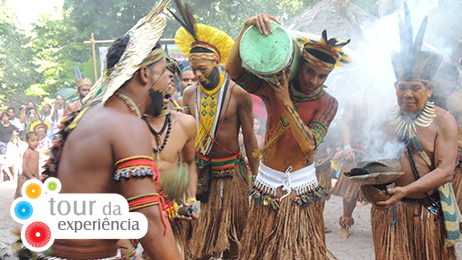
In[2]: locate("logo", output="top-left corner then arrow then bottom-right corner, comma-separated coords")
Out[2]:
10,178 -> 148,252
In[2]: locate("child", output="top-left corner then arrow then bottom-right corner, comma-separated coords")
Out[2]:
14,132 -> 40,199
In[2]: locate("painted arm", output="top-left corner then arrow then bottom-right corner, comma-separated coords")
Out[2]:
269,69 -> 338,155
377,112 -> 458,209
237,87 -> 259,181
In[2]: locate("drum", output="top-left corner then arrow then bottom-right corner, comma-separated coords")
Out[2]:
240,21 -> 300,84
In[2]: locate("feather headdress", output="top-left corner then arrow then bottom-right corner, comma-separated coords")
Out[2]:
170,0 -> 234,64
391,2 -> 442,82
74,66 -> 92,90
83,0 -> 171,105
295,30 -> 351,71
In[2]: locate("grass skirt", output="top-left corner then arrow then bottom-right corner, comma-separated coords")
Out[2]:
239,187 -> 335,260
371,201 -> 456,260
316,163 -> 332,200
330,160 -> 364,201
188,163 -> 248,259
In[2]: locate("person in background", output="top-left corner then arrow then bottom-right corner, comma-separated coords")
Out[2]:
64,78 -> 92,115
5,107 -> 23,134
0,112 -> 18,182
51,95 -> 66,140
32,122 -> 52,174
175,66 -> 197,107
5,132 -> 27,182
21,107 -> 38,140
14,132 -> 40,199
41,104 -> 54,139
430,63 -> 460,110
20,101 -> 40,124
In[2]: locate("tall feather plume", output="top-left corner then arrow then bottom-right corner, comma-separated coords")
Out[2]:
168,0 -> 197,40
135,0 -> 172,30
399,2 -> 413,54
414,16 -> 428,53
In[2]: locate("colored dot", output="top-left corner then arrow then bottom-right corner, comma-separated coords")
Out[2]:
25,183 -> 42,199
14,201 -> 33,220
24,222 -> 51,248
47,181 -> 57,191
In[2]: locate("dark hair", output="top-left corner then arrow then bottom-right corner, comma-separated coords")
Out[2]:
182,66 -> 192,72
107,34 -> 131,69
56,94 -> 65,101
27,101 -> 37,109
2,112 -> 8,118
43,103 -> 52,109
190,46 -> 215,54
26,132 -> 37,141
7,107 -> 15,112
305,48 -> 337,65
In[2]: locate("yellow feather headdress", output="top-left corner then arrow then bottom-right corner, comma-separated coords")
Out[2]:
295,30 -> 350,71
83,0 -> 171,105
170,0 -> 233,64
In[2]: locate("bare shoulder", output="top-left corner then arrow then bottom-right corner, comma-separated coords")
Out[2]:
434,106 -> 457,129
231,81 -> 252,103
172,110 -> 196,127
183,84 -> 196,99
318,92 -> 338,108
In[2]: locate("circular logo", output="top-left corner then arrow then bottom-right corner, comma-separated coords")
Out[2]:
24,221 -> 52,248
14,201 -> 33,220
44,177 -> 61,194
25,183 -> 42,199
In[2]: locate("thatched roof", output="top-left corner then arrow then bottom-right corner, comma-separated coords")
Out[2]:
284,0 -> 378,49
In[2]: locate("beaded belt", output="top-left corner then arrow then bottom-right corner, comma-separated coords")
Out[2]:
195,151 -> 244,178
247,162 -> 327,210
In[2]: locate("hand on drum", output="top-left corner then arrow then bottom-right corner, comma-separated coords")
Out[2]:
245,14 -> 280,36
268,68 -> 292,106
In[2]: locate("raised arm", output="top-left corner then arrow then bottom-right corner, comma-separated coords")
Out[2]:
269,69 -> 338,156
236,86 -> 259,181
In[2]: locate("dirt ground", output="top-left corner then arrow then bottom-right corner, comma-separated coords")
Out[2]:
1,180 -> 461,259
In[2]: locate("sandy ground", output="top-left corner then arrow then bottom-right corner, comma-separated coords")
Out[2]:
1,180 -> 461,259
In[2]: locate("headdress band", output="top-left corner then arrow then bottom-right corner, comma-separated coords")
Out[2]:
190,41 -> 221,60
140,49 -> 166,67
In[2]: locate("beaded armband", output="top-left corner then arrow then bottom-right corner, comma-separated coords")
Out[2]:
234,69 -> 262,94
127,193 -> 168,235
114,156 -> 159,183
308,120 -> 328,146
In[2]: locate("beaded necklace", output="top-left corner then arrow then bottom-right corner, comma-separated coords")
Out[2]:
113,91 -> 142,118
143,113 -> 172,153
289,81 -> 325,102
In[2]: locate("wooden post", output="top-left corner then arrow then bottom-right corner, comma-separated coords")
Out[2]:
84,35 -> 176,80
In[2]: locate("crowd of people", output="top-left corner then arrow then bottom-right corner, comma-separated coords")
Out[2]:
5,0 -> 462,259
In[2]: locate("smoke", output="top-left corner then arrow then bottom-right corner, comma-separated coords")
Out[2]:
319,0 -> 459,161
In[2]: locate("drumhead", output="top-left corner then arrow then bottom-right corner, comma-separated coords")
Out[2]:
240,21 -> 294,78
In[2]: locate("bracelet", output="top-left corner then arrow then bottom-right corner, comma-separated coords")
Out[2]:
186,197 -> 196,203
343,144 -> 352,151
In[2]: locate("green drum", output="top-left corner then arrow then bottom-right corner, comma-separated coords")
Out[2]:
240,21 -> 301,84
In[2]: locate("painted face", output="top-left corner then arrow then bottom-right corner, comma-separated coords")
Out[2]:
7,109 -> 15,120
79,85 -> 92,99
190,59 -> 220,89
254,118 -> 261,133
180,70 -> 197,93
395,80 -> 433,113
146,59 -> 168,117
297,61 -> 330,94
27,135 -> 39,149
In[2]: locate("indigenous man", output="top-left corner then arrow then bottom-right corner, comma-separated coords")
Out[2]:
371,5 -> 459,259
330,91 -> 369,238
41,1 -> 182,259
64,77 -> 92,115
173,3 -> 259,258
176,66 -> 197,107
226,14 -> 350,259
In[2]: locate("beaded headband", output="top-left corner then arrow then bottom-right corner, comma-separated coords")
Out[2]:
189,41 -> 221,61
139,49 -> 166,67
296,30 -> 350,72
